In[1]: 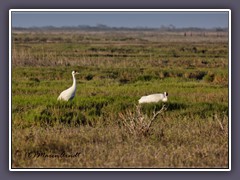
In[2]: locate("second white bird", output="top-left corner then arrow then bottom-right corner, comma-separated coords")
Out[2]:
138,92 -> 168,104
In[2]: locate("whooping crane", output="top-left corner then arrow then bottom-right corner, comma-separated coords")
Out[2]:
57,70 -> 79,101
138,92 -> 168,104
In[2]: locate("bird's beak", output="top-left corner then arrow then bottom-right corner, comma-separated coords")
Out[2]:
75,72 -> 80,75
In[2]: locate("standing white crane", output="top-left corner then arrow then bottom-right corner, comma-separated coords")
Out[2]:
138,92 -> 168,104
57,70 -> 79,101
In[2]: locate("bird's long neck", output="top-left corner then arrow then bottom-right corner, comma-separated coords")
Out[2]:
72,74 -> 76,89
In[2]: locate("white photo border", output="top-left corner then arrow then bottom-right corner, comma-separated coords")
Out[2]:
9,9 -> 231,171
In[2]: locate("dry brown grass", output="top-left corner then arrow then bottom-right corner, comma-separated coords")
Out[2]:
12,112 -> 228,168
119,104 -> 167,136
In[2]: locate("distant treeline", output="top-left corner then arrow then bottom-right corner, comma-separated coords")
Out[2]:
12,24 -> 228,32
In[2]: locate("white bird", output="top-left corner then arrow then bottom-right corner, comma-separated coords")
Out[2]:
57,70 -> 79,101
138,92 -> 168,104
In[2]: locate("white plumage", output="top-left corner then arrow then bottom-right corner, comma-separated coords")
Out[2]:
138,92 -> 168,104
57,70 -> 79,101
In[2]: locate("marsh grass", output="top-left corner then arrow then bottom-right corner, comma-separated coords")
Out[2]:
11,30 -> 229,168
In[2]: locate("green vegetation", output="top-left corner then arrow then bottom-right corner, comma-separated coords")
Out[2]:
11,30 -> 229,168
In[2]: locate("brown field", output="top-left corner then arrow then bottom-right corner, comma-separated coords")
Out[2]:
11,29 -> 229,169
